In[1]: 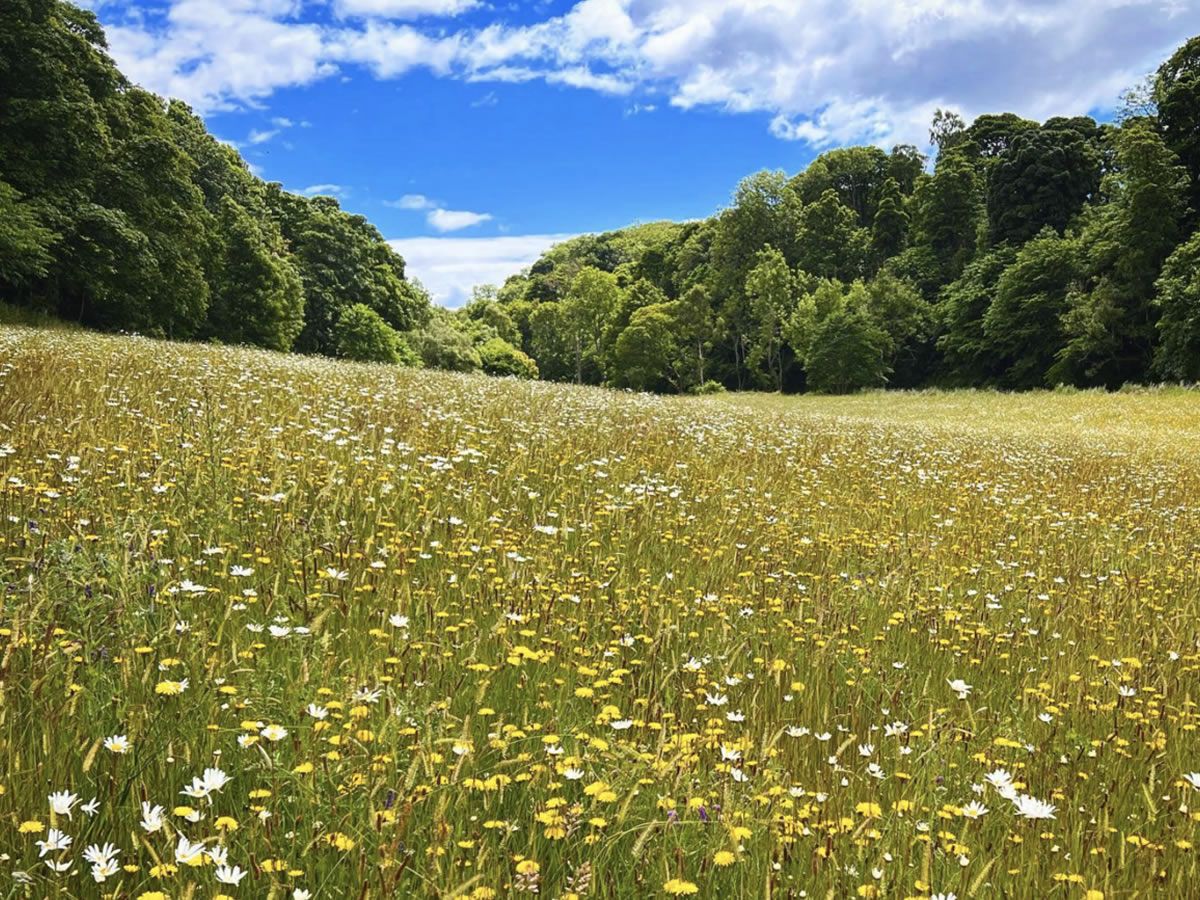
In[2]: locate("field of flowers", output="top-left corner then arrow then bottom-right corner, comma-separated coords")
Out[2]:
2,325 -> 1200,899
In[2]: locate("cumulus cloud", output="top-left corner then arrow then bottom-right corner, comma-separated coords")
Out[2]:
390,234 -> 574,306
426,208 -> 493,232
97,0 -> 1200,146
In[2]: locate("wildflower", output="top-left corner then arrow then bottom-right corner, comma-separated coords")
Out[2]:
947,678 -> 972,700
1184,773 -> 1200,790
713,850 -> 737,866
663,878 -> 699,895
260,724 -> 288,741
48,790 -> 79,818
36,828 -> 72,857
141,802 -> 166,833
176,835 -> 206,866
1012,794 -> 1056,820
962,801 -> 988,819
216,864 -> 249,885
104,734 -> 131,754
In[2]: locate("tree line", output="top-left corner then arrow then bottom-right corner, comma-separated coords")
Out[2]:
0,0 -> 540,379
478,36 -> 1200,393
5,2 -> 1200,394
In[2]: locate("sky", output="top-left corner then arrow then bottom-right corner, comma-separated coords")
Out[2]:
82,0 -> 1200,307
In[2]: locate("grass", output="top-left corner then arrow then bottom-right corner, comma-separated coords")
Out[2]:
1,324 -> 1199,899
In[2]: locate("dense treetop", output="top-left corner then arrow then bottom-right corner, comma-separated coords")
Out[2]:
4,2 -> 1200,393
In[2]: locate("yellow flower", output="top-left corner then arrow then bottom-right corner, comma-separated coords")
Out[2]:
18,820 -> 43,834
516,859 -> 540,875
215,816 -> 239,830
713,850 -> 737,867
137,893 -> 169,900
663,879 -> 699,895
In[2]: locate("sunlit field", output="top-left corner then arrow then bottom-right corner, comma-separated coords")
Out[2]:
4,326 -> 1200,899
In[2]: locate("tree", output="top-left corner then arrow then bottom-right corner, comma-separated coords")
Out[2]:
912,148 -> 983,279
1054,118 -> 1189,385
527,302 -> 575,382
871,176 -> 909,261
269,188 -> 427,356
412,312 -> 482,372
675,284 -> 717,389
862,272 -> 933,386
561,267 -> 621,384
207,197 -> 304,351
334,304 -> 415,365
744,246 -> 796,391
478,337 -> 539,379
937,246 -> 1017,384
1153,231 -> 1200,381
804,301 -> 892,394
795,189 -> 871,281
0,179 -> 56,290
987,119 -> 1103,245
929,109 -> 968,153
612,304 -> 679,392
792,146 -> 890,226
1155,36 -> 1200,216
982,228 -> 1078,388
462,287 -> 522,346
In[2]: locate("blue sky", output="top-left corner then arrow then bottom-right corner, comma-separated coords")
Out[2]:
85,0 -> 1200,305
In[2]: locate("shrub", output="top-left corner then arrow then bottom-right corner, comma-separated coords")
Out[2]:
478,337 -> 539,379
333,304 -> 417,365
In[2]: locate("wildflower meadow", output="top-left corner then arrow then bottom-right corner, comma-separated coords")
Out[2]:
2,325 -> 1199,899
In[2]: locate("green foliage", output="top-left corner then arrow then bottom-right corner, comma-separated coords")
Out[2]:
561,267 -> 622,384
8,8 -> 1200,396
803,290 -> 892,394
744,246 -> 796,391
986,119 -> 1104,245
937,246 -> 1018,384
412,312 -> 482,373
1153,230 -> 1200,381
913,147 -> 983,278
1055,119 -> 1189,385
1155,35 -> 1200,215
983,228 -> 1079,388
795,190 -> 871,281
0,179 -> 56,288
477,337 -> 538,379
0,0 -> 427,354
207,198 -> 304,351
333,303 -> 416,365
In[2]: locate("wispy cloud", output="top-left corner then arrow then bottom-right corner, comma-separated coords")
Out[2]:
300,184 -> 348,198
386,194 -> 435,210
390,233 -> 574,306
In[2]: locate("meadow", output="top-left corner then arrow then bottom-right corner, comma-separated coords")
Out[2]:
1,325 -> 1200,899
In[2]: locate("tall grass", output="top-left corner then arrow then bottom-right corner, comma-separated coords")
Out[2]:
0,325 -> 1198,898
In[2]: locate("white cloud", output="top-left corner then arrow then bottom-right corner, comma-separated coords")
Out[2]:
390,234 -> 574,306
300,183 -> 348,197
332,0 -> 478,18
427,208 -> 493,232
248,128 -> 280,144
387,193 -> 435,209
97,0 -> 1200,147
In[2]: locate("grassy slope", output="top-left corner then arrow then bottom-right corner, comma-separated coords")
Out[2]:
0,325 -> 1198,898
